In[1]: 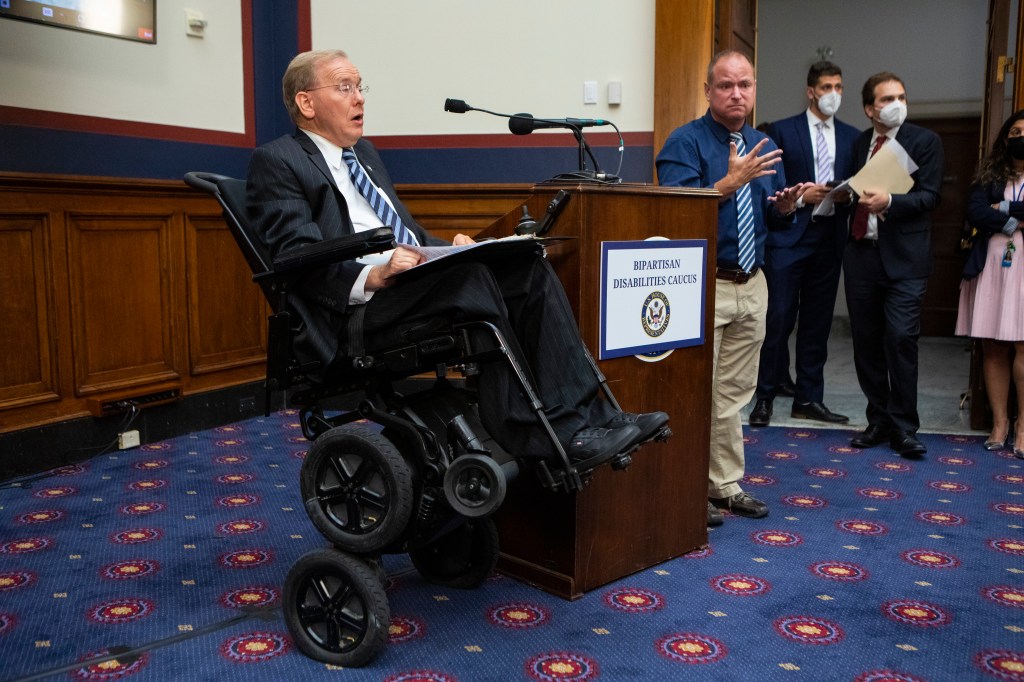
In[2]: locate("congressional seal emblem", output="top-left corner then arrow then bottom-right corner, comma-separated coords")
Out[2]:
641,291 -> 670,337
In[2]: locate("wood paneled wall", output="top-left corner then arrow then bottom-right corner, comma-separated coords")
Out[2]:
0,173 -> 532,434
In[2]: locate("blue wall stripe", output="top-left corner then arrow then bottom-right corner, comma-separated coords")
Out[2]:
0,1 -> 654,186
379,146 -> 654,185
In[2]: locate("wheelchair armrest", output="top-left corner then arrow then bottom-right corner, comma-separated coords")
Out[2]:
265,228 -> 397,279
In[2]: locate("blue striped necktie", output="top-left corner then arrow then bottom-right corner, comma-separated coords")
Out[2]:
729,132 -> 756,273
341,148 -> 417,245
815,122 -> 833,185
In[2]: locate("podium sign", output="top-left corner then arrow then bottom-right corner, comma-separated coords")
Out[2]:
599,239 -> 707,359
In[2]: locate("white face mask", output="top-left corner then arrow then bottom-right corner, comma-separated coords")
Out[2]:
877,100 -> 907,128
817,91 -> 841,117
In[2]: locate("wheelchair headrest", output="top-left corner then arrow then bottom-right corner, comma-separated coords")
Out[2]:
184,171 -> 273,281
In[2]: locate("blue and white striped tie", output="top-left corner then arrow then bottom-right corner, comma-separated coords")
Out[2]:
729,132 -> 756,273
342,148 -> 417,246
815,121 -> 833,185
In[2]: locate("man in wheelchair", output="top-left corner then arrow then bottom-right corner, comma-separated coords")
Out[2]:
247,48 -> 669,476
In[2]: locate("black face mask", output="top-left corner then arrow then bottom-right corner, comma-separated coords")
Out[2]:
1008,137 -> 1024,160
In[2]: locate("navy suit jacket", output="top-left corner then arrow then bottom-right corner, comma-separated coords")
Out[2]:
962,181 -> 1024,280
765,113 -> 860,262
246,130 -> 447,370
848,122 -> 944,280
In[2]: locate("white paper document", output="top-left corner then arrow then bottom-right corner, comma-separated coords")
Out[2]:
390,235 -> 570,282
847,139 -> 918,196
812,179 -> 852,218
812,139 -> 919,218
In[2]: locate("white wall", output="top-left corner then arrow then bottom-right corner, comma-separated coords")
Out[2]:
758,0 -> 989,319
757,0 -> 988,126
0,1 -> 990,139
310,0 -> 656,137
0,0 -> 245,132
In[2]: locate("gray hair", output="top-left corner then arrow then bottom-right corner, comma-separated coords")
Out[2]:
282,49 -> 349,124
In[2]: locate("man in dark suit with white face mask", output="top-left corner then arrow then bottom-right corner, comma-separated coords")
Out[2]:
843,72 -> 944,458
750,61 -> 859,429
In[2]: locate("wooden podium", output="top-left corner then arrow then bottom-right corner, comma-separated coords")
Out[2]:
478,183 -> 720,599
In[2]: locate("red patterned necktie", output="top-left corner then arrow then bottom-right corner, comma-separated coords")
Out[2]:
850,135 -> 888,240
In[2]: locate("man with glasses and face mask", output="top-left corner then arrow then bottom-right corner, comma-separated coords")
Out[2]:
844,72 -> 944,458
246,49 -> 667,473
749,61 -> 859,429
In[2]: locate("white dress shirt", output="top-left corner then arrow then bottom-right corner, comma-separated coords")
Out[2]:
864,126 -> 899,240
302,129 -> 398,303
806,108 -> 837,183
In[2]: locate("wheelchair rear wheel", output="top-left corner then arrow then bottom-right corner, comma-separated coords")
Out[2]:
284,548 -> 389,667
409,517 -> 499,588
302,425 -> 414,553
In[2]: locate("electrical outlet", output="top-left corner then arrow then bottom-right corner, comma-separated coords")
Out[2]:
185,9 -> 206,38
118,430 -> 141,450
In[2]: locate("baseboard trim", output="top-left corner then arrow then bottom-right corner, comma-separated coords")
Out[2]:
0,377 -> 437,482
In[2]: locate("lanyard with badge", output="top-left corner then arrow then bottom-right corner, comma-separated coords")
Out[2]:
1005,180 -> 1024,267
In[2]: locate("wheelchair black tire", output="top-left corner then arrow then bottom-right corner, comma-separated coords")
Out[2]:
443,454 -> 507,518
283,548 -> 389,667
409,517 -> 499,589
301,425 -> 414,554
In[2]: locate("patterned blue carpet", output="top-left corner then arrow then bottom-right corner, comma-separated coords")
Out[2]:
1,411 -> 1023,681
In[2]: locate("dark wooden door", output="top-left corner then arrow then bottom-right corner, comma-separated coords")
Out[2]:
915,116 -> 980,337
967,0 -> 1024,429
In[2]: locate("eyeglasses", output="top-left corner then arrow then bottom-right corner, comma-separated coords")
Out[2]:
306,82 -> 369,97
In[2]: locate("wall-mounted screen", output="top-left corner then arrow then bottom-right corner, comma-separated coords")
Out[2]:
0,0 -> 156,44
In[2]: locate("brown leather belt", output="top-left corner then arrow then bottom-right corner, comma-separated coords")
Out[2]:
716,266 -> 759,284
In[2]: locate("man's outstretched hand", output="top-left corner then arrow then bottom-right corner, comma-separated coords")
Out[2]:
715,137 -> 783,200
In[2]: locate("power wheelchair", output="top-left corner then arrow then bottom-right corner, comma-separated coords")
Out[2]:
183,171 -> 671,666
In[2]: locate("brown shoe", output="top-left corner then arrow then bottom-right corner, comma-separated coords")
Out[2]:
709,492 -> 769,519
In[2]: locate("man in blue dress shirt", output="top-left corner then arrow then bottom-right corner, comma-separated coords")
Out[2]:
657,50 -> 805,526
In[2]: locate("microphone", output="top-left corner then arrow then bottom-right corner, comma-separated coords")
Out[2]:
444,98 -> 623,183
444,98 -> 473,114
508,113 -> 609,136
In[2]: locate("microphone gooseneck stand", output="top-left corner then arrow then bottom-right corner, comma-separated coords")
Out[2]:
445,98 -> 624,185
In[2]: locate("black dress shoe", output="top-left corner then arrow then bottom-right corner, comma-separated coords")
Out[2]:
565,424 -> 641,468
709,491 -> 769,519
707,501 -> 724,527
791,401 -> 850,424
777,379 -> 797,398
606,411 -> 670,444
749,399 -> 772,427
891,431 -> 927,458
851,424 -> 890,449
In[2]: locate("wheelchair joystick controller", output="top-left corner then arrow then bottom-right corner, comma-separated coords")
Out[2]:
514,205 -> 538,235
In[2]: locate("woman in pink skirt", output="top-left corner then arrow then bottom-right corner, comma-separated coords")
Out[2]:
956,109 -> 1024,458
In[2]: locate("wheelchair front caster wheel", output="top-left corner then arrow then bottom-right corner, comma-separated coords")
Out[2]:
301,425 -> 414,553
443,454 -> 507,518
284,548 -> 390,667
409,517 -> 500,588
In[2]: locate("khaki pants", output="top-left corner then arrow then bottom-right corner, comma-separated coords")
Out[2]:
709,271 -> 768,498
